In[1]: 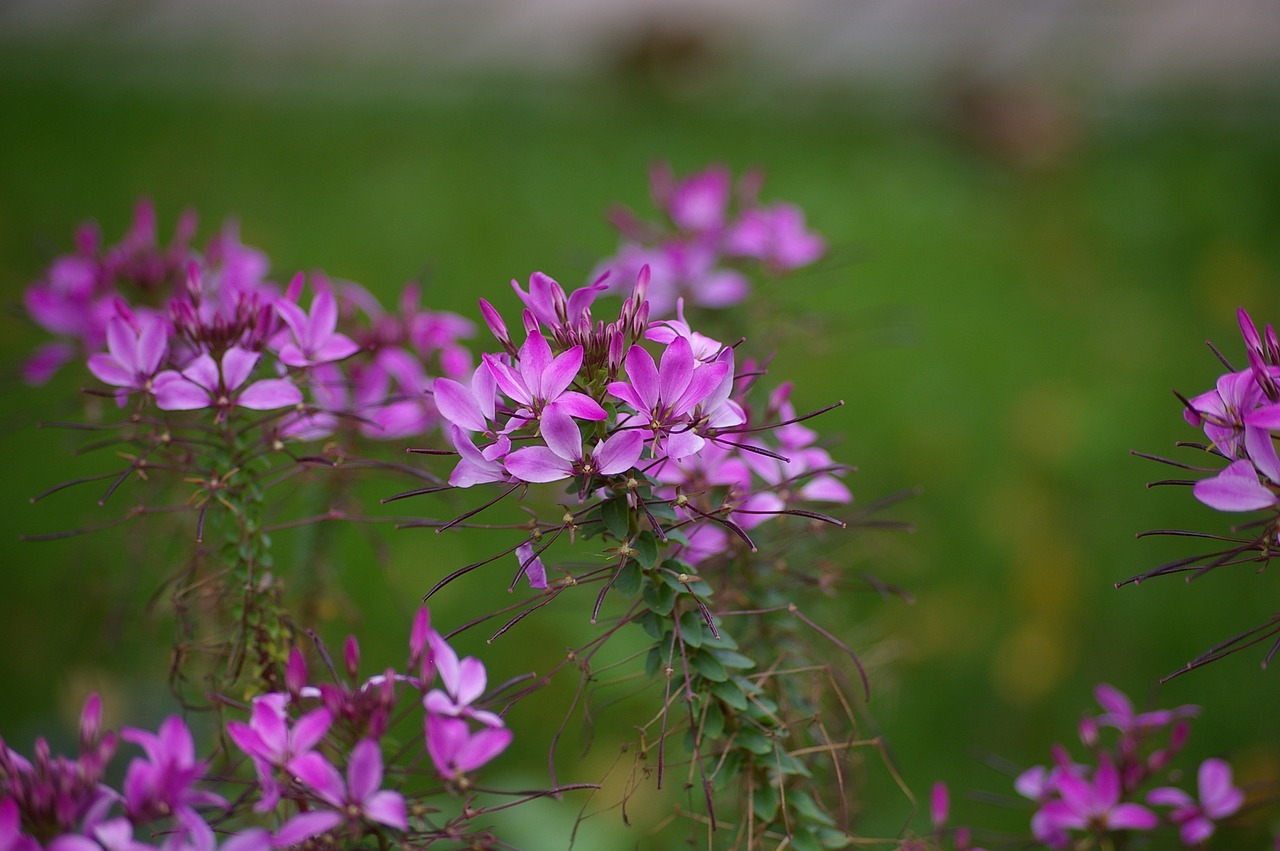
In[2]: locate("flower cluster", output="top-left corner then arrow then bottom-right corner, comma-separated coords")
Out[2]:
915,684 -> 1246,850
433,269 -> 850,578
0,608 -> 513,850
23,198 -> 474,442
1181,308 -> 1280,513
592,163 -> 826,317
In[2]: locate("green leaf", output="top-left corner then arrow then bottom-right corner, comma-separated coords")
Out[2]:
614,559 -> 641,597
790,790 -> 831,825
752,782 -> 779,821
817,828 -> 854,849
634,530 -> 659,568
711,679 -> 748,711
787,828 -> 821,851
708,648 -> 756,670
601,498 -> 629,539
734,726 -> 774,755
690,651 -> 727,682
679,610 -> 705,648
645,645 -> 664,678
701,701 -> 725,740
642,580 -> 675,616
639,611 -> 665,640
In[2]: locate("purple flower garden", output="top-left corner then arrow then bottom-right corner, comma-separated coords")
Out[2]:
4,162 -> 1277,849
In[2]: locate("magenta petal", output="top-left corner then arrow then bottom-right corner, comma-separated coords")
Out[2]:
1108,803 -> 1158,831
1199,758 -> 1244,817
137,316 -> 169,374
88,354 -> 134,388
347,739 -> 384,803
540,345 -> 584,401
364,790 -> 408,831
1244,402 -> 1280,430
311,290 -> 338,339
313,334 -> 360,364
274,298 -> 310,344
291,707 -> 333,754
675,361 -> 729,415
454,658 -> 487,706
435,378 -> 487,431
1245,424 -> 1280,483
594,430 -> 644,475
1194,460 -> 1280,511
657,336 -> 694,403
239,378 -> 303,410
1147,786 -> 1192,808
540,407 -> 583,462
505,446 -> 572,483
553,391 -> 607,421
153,373 -> 211,409
624,345 -> 660,410
484,353 -> 531,407
517,332 -> 554,389
221,347 -> 260,390
272,811 -> 342,847
457,726 -> 513,773
288,752 -> 345,807
606,381 -> 646,413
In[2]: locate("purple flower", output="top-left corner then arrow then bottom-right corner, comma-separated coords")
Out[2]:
423,632 -> 503,726
226,694 -> 332,812
503,407 -> 645,485
1091,683 -> 1199,735
724,203 -> 826,271
119,716 -> 225,851
424,715 -> 513,782
433,364 -> 498,434
607,336 -> 730,460
87,314 -> 170,405
287,740 -> 406,833
153,347 -> 302,416
1032,754 -> 1157,848
482,332 -> 606,428
272,285 -> 360,368
1148,758 -> 1244,846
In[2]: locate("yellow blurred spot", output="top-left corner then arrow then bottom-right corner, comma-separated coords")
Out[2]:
1008,383 -> 1086,468
1197,240 -> 1269,319
990,622 -> 1074,705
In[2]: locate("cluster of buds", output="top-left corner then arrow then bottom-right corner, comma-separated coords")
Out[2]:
0,608 -> 518,850
593,163 -> 826,317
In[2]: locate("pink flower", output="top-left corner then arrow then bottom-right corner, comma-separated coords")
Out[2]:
503,407 -> 644,484
1032,754 -> 1157,848
226,694 -> 332,813
87,314 -> 170,405
724,203 -> 825,271
287,740 -> 406,833
482,332 -> 606,428
607,336 -> 729,460
425,715 -> 512,781
153,346 -> 302,416
1148,758 -> 1244,846
272,286 -> 360,368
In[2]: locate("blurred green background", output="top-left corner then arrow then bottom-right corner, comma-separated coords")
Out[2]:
2,8 -> 1280,847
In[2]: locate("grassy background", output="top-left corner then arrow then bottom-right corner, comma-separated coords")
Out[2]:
2,38 -> 1279,847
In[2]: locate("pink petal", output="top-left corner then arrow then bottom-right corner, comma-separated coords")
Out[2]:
271,811 -> 342,847
221,347 -> 260,391
1108,803 -> 1158,831
238,378 -> 303,410
137,315 -> 169,374
551,391 -> 607,421
363,790 -> 408,831
504,446 -> 573,483
435,378 -> 487,432
623,345 -> 660,411
657,336 -> 694,404
288,752 -> 345,808
594,430 -> 645,475
539,345 -> 584,401
346,739 -> 384,803
1194,460 -> 1280,511
274,298 -> 311,346
540,407 -> 583,463
87,353 -> 133,388
455,726 -> 513,773
454,657 -> 487,706
1199,758 -> 1244,818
